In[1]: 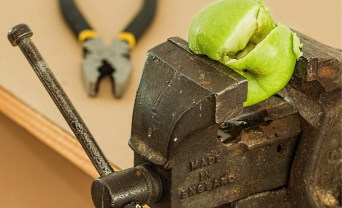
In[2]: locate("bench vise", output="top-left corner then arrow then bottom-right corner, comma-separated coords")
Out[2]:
9,24 -> 341,208
93,34 -> 341,207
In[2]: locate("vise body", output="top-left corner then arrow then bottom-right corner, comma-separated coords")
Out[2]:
126,34 -> 341,207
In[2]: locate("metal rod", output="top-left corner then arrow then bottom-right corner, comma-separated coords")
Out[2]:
8,24 -> 114,177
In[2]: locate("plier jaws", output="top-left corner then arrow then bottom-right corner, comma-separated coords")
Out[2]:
82,37 -> 132,98
59,0 -> 157,98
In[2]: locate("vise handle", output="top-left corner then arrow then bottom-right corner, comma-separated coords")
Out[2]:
7,23 -> 162,208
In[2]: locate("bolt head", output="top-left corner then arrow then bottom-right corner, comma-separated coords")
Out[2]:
8,24 -> 33,46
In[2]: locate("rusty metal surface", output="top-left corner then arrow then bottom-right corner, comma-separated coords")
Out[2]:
277,33 -> 342,208
168,115 -> 300,207
219,96 -> 298,145
235,33 -> 342,207
291,31 -> 341,92
123,202 -> 142,208
129,37 -> 247,167
7,24 -> 114,177
91,164 -> 162,208
232,189 -> 292,208
132,35 -> 341,207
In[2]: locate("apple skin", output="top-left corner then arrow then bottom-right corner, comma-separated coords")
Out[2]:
188,0 -> 302,106
226,24 -> 297,106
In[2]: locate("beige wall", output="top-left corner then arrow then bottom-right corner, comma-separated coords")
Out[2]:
261,0 -> 341,49
0,112 -> 94,208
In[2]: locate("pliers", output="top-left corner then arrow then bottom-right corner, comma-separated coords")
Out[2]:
59,0 -> 157,98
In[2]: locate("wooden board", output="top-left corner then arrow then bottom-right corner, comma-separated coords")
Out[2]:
0,111 -> 94,208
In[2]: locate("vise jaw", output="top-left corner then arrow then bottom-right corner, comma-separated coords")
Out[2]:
130,37 -> 248,207
130,37 -> 248,167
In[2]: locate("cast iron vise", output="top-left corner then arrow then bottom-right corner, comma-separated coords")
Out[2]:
8,24 -> 341,208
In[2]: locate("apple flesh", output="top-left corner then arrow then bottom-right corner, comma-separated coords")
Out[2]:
189,0 -> 302,106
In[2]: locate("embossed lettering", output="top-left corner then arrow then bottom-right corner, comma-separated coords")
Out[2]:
203,181 -> 211,191
189,149 -> 222,171
215,151 -> 222,163
208,155 -> 215,165
213,178 -> 220,188
197,184 -> 204,193
180,171 -> 236,199
201,157 -> 208,167
189,186 -> 196,196
221,176 -> 228,186
181,189 -> 188,199
199,170 -> 211,181
229,174 -> 235,183
190,159 -> 199,171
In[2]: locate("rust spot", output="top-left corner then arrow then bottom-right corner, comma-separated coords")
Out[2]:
318,66 -> 339,78
136,170 -> 142,176
233,143 -> 249,156
163,163 -> 169,169
277,142 -> 289,155
148,127 -> 152,137
240,115 -> 301,147
200,81 -> 210,85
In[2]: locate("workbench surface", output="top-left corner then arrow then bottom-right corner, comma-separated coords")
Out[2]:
0,0 -> 340,178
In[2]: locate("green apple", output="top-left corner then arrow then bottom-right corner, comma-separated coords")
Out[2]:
189,0 -> 302,106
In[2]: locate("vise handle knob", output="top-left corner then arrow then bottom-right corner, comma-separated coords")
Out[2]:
7,23 -> 114,176
92,164 -> 162,208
